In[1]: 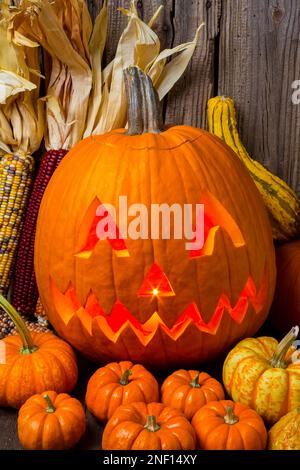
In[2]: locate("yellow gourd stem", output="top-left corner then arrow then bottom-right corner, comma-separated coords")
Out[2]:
224,406 -> 239,425
145,415 -> 160,432
270,326 -> 299,368
119,369 -> 132,386
0,295 -> 37,353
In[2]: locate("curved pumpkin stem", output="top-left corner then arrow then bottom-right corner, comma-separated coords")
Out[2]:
123,66 -> 163,135
43,394 -> 56,413
270,326 -> 299,368
224,406 -> 239,425
119,369 -> 132,386
0,295 -> 37,354
190,372 -> 201,388
145,415 -> 160,432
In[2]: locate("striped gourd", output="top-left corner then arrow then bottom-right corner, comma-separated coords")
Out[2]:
11,149 -> 67,318
0,152 -> 34,337
208,96 -> 300,241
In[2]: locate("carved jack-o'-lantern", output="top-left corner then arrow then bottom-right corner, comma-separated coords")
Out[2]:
35,68 -> 276,368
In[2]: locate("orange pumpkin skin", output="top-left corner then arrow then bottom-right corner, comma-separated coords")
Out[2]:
35,70 -> 275,368
192,400 -> 267,450
18,391 -> 86,450
0,332 -> 78,409
86,361 -> 159,421
270,240 -> 300,333
161,369 -> 225,420
102,402 -> 196,450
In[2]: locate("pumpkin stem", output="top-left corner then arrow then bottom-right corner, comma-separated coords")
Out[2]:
145,415 -> 160,432
0,295 -> 37,354
124,66 -> 163,135
43,394 -> 56,413
270,326 -> 299,368
119,369 -> 132,386
190,372 -> 201,388
224,406 -> 239,425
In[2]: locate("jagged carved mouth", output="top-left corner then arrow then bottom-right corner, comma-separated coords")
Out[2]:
50,267 -> 268,345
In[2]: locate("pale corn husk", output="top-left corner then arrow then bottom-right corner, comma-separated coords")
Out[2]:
0,3 -> 43,155
84,1 -> 205,136
9,0 -> 93,151
10,0 -> 204,145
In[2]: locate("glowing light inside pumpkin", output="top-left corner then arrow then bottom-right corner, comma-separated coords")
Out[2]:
50,265 -> 268,342
138,262 -> 175,297
189,191 -> 245,258
76,199 -> 129,259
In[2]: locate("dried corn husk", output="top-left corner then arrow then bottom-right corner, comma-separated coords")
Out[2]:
0,3 -> 43,156
84,1 -> 205,135
10,0 -> 204,141
9,0 -> 93,150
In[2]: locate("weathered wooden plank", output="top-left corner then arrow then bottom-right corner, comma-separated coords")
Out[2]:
88,1 -> 175,64
165,0 -> 222,129
138,0 -> 174,51
218,0 -> 300,194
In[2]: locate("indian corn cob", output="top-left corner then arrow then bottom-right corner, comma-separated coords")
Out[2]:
12,149 -> 67,317
208,96 -> 300,241
0,153 -> 34,295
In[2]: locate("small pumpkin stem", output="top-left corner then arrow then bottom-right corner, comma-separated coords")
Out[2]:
43,394 -> 56,413
145,415 -> 160,432
190,372 -> 201,388
0,295 -> 37,354
224,406 -> 239,425
124,66 -> 163,135
119,369 -> 132,386
270,326 -> 299,368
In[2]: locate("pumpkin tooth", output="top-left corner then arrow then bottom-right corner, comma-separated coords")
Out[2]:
50,266 -> 268,346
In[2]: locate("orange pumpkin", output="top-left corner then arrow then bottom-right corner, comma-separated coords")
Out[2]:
161,369 -> 225,420
102,402 -> 196,450
35,67 -> 275,368
192,400 -> 267,450
86,361 -> 159,421
270,240 -> 300,333
0,295 -> 78,409
18,391 -> 86,450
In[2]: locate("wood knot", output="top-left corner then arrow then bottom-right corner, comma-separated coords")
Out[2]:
272,6 -> 284,24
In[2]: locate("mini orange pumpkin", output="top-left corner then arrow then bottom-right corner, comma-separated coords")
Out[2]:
86,361 -> 159,421
102,401 -> 196,450
18,391 -> 86,450
161,369 -> 225,420
192,400 -> 267,450
0,295 -> 78,409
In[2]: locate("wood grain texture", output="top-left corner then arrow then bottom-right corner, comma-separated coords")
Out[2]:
165,0 -> 222,129
218,0 -> 300,194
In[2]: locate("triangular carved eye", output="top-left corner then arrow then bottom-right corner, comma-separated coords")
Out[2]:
138,262 -> 175,297
76,198 -> 129,259
189,190 -> 245,258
